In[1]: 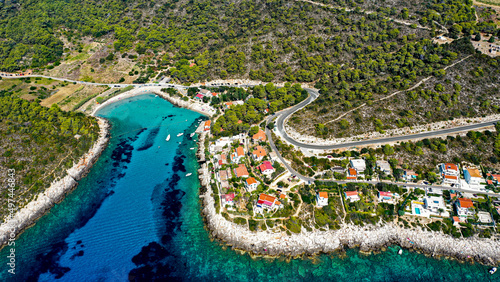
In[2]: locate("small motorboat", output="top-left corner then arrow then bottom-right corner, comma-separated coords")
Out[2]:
190,133 -> 195,137
177,133 -> 184,137
490,267 -> 497,274
186,173 -> 192,177
398,249 -> 403,255
190,147 -> 194,150
166,134 -> 171,141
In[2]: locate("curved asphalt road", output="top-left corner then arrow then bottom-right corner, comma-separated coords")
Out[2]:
275,88 -> 500,150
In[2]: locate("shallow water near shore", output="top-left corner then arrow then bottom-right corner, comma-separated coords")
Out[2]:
0,94 -> 497,281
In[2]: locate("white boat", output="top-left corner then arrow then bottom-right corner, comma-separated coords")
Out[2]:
190,133 -> 195,137
166,134 -> 171,141
186,173 -> 192,177
177,133 -> 184,137
190,147 -> 194,150
490,267 -> 497,274
398,249 -> 403,255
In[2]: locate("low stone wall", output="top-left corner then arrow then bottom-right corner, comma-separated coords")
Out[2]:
0,117 -> 110,247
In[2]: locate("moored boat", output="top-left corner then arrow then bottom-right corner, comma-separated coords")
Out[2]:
166,134 -> 171,141
490,267 -> 497,274
177,133 -> 184,137
186,173 -> 192,177
398,249 -> 403,255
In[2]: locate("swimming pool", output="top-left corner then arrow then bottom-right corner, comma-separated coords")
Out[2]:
415,208 -> 421,215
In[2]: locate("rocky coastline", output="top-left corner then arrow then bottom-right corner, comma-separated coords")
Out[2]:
196,132 -> 500,266
0,117 -> 110,248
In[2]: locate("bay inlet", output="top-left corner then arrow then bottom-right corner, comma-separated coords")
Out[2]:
0,94 -> 495,281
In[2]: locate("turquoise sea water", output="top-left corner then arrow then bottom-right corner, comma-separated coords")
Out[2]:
0,94 -> 498,281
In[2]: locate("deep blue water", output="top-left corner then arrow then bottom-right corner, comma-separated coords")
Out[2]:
0,94 -> 498,281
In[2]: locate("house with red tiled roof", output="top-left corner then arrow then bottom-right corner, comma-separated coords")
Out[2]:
224,102 -> 233,109
255,193 -> 282,213
259,161 -> 274,176
221,193 -> 235,207
378,191 -> 394,203
195,93 -> 204,100
252,129 -> 266,143
455,198 -> 474,218
316,192 -> 328,207
252,146 -> 267,161
345,191 -> 360,202
440,163 -> 460,185
347,168 -> 357,180
452,216 -> 462,226
204,120 -> 211,131
230,146 -> 245,163
234,164 -> 249,178
245,177 -> 259,192
189,62 -> 196,67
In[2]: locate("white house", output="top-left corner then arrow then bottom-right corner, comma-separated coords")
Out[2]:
440,163 -> 460,185
245,177 -> 259,192
376,160 -> 392,175
350,159 -> 366,173
230,146 -> 245,163
199,89 -> 212,97
463,167 -> 482,186
424,196 -> 446,214
440,163 -> 460,176
455,198 -> 474,218
344,191 -> 360,202
221,193 -> 235,207
316,192 -> 329,207
259,161 -> 275,176
255,193 -> 281,214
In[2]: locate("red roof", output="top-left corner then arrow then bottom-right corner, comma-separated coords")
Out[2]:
259,193 -> 276,203
319,192 -> 328,198
444,175 -> 458,180
259,161 -> 274,172
458,198 -> 473,208
491,174 -> 500,181
189,62 -> 196,67
487,180 -> 493,185
246,177 -> 257,185
452,216 -> 460,222
234,164 -> 249,177
348,168 -> 357,176
379,191 -> 392,197
205,120 -> 211,127
444,163 -> 458,171
195,93 -> 203,98
224,193 -> 235,202
345,191 -> 358,197
252,130 -> 266,141
236,146 -> 244,157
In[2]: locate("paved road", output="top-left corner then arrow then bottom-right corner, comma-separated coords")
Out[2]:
272,88 -> 499,150
266,127 -> 500,196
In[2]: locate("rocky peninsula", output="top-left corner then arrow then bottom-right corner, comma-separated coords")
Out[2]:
196,134 -> 500,266
0,117 -> 110,248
